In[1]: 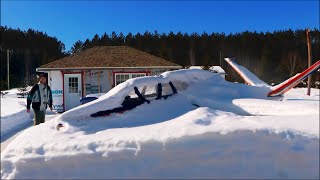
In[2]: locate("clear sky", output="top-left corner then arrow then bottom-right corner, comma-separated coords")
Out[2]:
1,0 -> 319,52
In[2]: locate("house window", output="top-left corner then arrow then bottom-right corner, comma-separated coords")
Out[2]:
115,73 -> 146,86
131,74 -> 145,78
68,77 -> 78,93
152,70 -> 166,76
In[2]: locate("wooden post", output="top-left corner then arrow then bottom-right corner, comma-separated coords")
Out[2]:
306,29 -> 312,95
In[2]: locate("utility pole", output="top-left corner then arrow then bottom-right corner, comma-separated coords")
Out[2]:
306,29 -> 312,95
7,49 -> 10,90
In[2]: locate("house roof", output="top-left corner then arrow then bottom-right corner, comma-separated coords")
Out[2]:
38,46 -> 181,70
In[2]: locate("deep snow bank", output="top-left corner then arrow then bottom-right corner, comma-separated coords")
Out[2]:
1,102 -> 319,178
1,89 -> 32,137
1,98 -> 31,137
57,69 -> 218,122
1,87 -> 58,139
1,68 -> 319,179
57,69 -> 272,123
2,131 -> 319,179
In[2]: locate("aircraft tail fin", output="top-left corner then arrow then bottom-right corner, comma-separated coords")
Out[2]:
268,60 -> 320,97
225,58 -> 320,97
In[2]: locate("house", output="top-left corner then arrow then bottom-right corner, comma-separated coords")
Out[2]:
36,46 -> 182,112
188,66 -> 226,79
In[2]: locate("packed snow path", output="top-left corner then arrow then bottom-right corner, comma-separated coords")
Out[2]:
1,88 -> 58,152
1,114 -> 58,152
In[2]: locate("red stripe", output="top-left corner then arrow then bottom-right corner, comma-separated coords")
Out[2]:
268,60 -> 320,96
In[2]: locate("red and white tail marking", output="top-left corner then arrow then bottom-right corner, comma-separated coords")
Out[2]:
268,60 -> 320,97
225,58 -> 320,97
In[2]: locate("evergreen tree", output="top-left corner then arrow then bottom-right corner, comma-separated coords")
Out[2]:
71,40 -> 83,54
3,26 -> 319,90
0,26 -> 67,89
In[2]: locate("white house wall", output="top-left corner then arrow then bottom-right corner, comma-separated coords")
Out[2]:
47,68 -> 176,111
84,68 -> 172,95
111,68 -> 171,85
48,71 -> 64,112
40,67 -> 177,113
84,70 -> 111,96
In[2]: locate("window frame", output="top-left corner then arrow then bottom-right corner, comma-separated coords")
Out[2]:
68,77 -> 79,93
114,72 -> 147,86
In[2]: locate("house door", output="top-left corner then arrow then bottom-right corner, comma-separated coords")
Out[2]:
64,74 -> 82,110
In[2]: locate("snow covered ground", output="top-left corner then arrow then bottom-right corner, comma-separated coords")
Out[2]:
1,70 -> 319,179
1,88 -> 32,138
1,88 -> 58,153
1,88 -> 57,139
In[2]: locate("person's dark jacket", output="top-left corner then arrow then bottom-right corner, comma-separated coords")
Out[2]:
27,84 -> 53,110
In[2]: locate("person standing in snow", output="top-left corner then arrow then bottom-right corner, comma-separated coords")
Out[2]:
27,73 -> 53,126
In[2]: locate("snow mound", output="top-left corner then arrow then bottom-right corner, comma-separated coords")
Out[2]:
1,68 -> 319,179
1,88 -> 32,137
57,69 -> 274,124
57,69 -> 221,122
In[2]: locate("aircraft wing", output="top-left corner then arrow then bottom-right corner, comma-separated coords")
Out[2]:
224,58 -> 269,87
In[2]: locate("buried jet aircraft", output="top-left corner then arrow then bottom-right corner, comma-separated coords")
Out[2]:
55,58 -> 319,130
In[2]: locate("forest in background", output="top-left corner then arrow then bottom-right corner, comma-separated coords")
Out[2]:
0,26 -> 67,89
1,26 -> 319,90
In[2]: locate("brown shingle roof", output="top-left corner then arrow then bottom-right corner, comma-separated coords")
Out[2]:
38,46 -> 181,69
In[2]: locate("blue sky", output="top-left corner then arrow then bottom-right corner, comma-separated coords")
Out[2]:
1,1 -> 319,52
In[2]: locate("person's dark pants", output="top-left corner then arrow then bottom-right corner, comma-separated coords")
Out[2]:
34,110 -> 45,126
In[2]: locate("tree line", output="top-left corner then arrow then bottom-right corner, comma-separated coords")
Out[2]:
1,26 -> 319,90
1,26 -> 67,89
72,29 -> 319,86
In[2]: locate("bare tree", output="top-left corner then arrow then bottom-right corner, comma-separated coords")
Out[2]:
281,50 -> 301,77
25,49 -> 31,78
